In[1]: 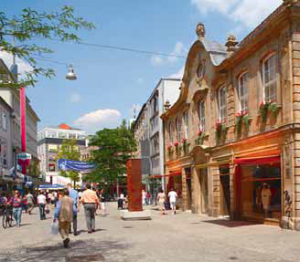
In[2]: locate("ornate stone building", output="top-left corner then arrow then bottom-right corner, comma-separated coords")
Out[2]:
162,0 -> 300,230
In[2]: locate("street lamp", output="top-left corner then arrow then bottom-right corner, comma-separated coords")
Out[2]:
66,64 -> 77,80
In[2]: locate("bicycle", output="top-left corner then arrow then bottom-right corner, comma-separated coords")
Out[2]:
2,205 -> 13,229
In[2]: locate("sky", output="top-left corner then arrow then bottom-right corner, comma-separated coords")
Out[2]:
1,0 -> 282,134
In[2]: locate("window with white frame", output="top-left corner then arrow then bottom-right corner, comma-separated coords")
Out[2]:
198,100 -> 205,131
218,86 -> 227,122
183,112 -> 189,139
176,117 -> 182,142
169,122 -> 174,144
238,72 -> 249,112
2,113 -> 7,131
263,54 -> 276,102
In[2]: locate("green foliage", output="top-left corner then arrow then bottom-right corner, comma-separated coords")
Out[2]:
56,139 -> 81,185
85,120 -> 137,185
195,132 -> 205,145
259,101 -> 279,123
215,122 -> 227,143
29,159 -> 40,178
0,6 -> 95,88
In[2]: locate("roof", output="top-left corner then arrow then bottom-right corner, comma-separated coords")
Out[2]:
202,39 -> 228,66
0,96 -> 12,112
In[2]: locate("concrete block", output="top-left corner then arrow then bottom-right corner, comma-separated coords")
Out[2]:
120,210 -> 151,220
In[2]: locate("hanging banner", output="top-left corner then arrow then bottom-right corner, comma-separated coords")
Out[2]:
57,159 -> 95,172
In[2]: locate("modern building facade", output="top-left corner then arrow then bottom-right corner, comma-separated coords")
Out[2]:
162,0 -> 300,230
37,123 -> 87,186
133,78 -> 181,194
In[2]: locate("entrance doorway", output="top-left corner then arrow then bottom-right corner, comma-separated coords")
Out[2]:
199,168 -> 208,214
220,166 -> 230,216
185,168 -> 192,210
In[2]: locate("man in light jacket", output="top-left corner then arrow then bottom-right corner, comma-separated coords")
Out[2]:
54,188 -> 76,248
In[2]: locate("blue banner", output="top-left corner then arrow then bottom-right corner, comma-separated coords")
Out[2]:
57,159 -> 95,172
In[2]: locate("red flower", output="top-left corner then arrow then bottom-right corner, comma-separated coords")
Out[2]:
167,145 -> 173,151
260,101 -> 264,108
236,112 -> 241,118
174,141 -> 179,147
242,110 -> 247,116
198,130 -> 203,136
182,138 -> 187,143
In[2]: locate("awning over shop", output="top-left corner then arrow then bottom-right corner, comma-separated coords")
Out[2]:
234,156 -> 280,166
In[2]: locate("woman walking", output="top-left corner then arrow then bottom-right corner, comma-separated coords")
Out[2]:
11,191 -> 22,226
157,189 -> 166,215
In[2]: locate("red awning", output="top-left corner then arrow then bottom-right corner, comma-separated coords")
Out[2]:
234,156 -> 280,166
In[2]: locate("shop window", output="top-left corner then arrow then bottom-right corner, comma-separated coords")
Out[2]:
262,54 -> 276,102
198,100 -> 205,131
238,72 -> 249,112
241,165 -> 281,220
183,112 -> 189,139
218,85 -> 227,122
68,133 -> 76,139
48,163 -> 55,172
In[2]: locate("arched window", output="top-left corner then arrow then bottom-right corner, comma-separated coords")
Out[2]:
169,122 -> 174,145
263,54 -> 276,102
218,85 -> 227,122
198,100 -> 205,131
183,112 -> 189,139
176,117 -> 182,142
238,72 -> 249,112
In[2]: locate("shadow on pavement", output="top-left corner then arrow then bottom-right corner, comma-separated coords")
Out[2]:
0,239 -> 137,262
202,219 -> 256,228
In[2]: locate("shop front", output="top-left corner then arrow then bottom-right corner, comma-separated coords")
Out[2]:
235,156 -> 281,224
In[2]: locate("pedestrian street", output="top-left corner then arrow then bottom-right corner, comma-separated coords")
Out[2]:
0,202 -> 300,262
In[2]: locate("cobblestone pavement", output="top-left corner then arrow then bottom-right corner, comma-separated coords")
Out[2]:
1,203 -> 300,262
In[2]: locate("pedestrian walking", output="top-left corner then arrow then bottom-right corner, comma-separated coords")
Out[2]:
157,189 -> 166,215
118,192 -> 125,209
67,183 -> 79,236
99,189 -> 107,216
81,184 -> 99,234
26,191 -> 35,215
37,190 -> 47,220
54,188 -> 76,248
142,190 -> 146,205
10,191 -> 22,227
168,188 -> 178,215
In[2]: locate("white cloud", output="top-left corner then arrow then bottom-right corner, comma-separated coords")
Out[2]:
151,41 -> 186,66
0,51 -> 33,77
151,55 -> 164,66
73,109 -> 121,134
168,66 -> 184,79
70,92 -> 81,103
191,0 -> 281,29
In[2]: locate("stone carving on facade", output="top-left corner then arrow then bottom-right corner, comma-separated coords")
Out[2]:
283,0 -> 300,7
226,35 -> 238,55
196,22 -> 205,41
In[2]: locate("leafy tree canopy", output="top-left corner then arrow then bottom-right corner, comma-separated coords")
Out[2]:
56,139 -> 81,186
0,6 -> 95,88
85,120 -> 137,185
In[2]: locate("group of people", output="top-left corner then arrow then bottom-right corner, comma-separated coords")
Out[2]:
157,188 -> 179,215
53,184 -> 108,248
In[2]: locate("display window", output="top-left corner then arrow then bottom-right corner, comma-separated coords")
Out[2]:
241,164 -> 281,221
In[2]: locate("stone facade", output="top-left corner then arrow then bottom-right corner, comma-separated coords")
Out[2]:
162,1 -> 300,230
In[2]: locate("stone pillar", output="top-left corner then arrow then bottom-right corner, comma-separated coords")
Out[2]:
211,166 -> 220,217
181,168 -> 188,211
191,166 -> 200,214
229,163 -> 236,219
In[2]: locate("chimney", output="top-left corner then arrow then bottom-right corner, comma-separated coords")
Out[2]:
196,23 -> 205,41
225,35 -> 238,56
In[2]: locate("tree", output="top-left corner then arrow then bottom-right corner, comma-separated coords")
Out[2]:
86,120 -> 137,186
0,6 -> 95,88
56,139 -> 81,187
